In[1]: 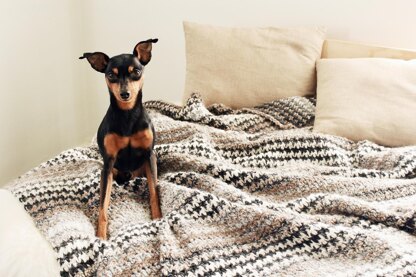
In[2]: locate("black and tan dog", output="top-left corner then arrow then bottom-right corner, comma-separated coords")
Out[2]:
80,39 -> 162,240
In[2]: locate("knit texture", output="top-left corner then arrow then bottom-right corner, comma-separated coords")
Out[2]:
6,94 -> 416,276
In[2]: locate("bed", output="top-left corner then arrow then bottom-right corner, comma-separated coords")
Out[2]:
1,32 -> 416,276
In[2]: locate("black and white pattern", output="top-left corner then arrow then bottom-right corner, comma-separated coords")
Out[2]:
7,94 -> 416,276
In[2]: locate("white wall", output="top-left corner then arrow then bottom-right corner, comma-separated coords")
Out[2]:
0,0 -> 90,186
1,0 -> 416,186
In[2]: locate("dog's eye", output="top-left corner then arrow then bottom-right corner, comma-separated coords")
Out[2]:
133,68 -> 142,74
107,73 -> 116,79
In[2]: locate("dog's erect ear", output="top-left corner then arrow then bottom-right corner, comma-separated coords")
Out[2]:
133,38 -> 158,66
79,52 -> 110,73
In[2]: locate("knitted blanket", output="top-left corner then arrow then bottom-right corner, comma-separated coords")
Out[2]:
7,94 -> 416,276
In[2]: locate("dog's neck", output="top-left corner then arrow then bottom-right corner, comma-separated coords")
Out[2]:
107,90 -> 146,132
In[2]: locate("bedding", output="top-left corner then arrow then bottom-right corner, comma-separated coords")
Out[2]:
5,94 -> 416,276
314,58 -> 416,147
183,21 -> 326,108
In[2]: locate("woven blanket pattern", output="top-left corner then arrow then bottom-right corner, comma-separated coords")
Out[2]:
7,94 -> 416,276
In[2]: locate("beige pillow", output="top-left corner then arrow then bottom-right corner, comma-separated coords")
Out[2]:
314,58 -> 416,147
183,21 -> 326,108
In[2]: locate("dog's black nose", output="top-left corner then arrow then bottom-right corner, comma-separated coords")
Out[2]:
120,92 -> 130,100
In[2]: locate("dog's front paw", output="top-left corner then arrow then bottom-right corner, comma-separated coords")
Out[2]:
96,228 -> 107,240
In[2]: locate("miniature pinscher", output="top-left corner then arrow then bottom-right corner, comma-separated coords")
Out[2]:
80,39 -> 162,240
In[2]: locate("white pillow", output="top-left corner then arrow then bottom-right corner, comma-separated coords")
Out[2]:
0,189 -> 60,276
183,21 -> 326,108
314,58 -> 416,147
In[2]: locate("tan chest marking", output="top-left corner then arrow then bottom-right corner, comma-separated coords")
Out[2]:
130,128 -> 153,149
103,133 -> 129,157
103,128 -> 154,157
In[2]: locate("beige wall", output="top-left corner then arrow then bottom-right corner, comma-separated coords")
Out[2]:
1,0 -> 416,186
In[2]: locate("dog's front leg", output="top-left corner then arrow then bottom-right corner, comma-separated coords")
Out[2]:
97,157 -> 115,240
145,150 -> 162,219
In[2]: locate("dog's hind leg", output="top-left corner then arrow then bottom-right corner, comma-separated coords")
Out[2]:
114,169 -> 132,184
97,158 -> 115,240
132,166 -> 145,178
145,151 -> 162,219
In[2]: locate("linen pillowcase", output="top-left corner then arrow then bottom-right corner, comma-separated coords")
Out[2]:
183,21 -> 326,108
314,58 -> 416,147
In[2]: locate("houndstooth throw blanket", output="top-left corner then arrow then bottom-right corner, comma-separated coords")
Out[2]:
7,94 -> 416,276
